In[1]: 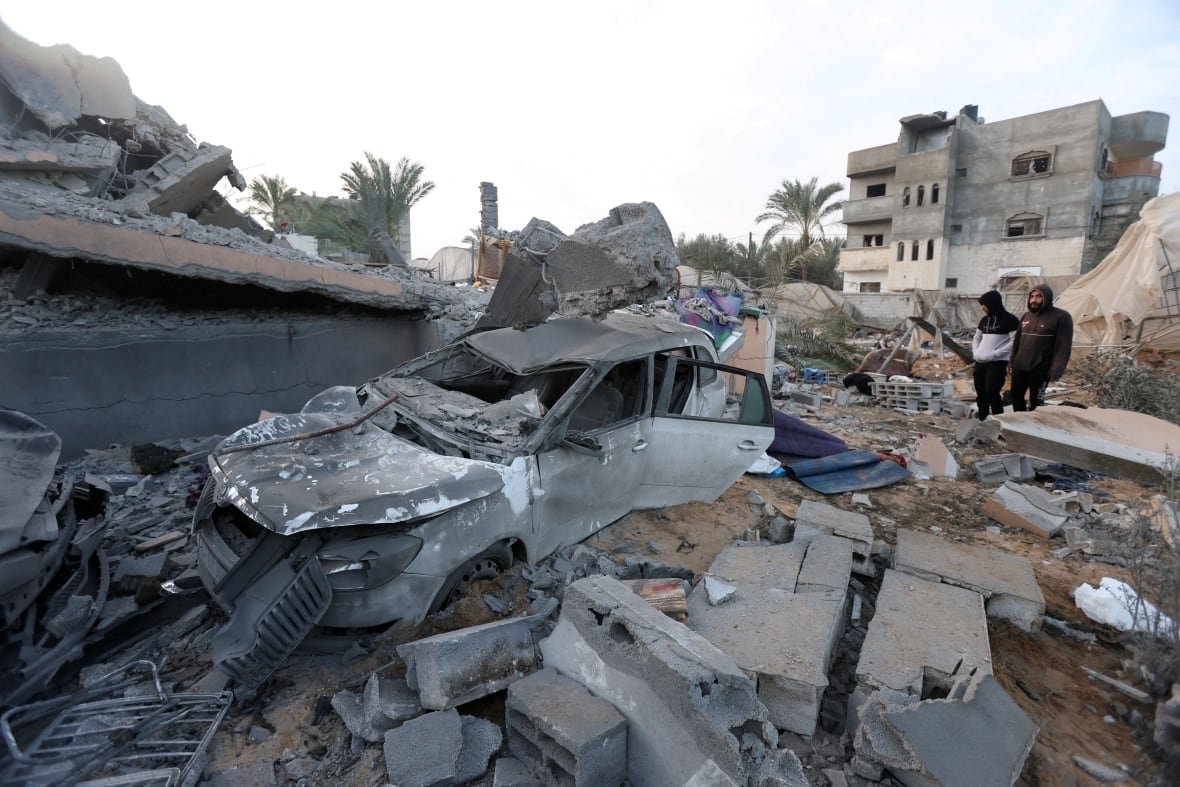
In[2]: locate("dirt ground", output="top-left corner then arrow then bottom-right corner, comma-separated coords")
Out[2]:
189,355 -> 1173,786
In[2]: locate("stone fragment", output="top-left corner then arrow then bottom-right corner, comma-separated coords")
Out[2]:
383,709 -> 464,786
704,575 -> 738,606
984,481 -> 1070,538
398,614 -> 545,709
493,756 -> 545,787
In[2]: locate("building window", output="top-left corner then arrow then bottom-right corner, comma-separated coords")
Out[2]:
866,183 -> 887,198
926,240 -> 934,260
1089,209 -> 1100,238
951,223 -> 962,232
1011,150 -> 1053,178
917,185 -> 925,206
862,234 -> 883,247
860,282 -> 881,293
931,183 -> 940,204
911,241 -> 919,261
896,242 -> 905,261
1005,212 -> 1044,238
903,187 -> 911,207
956,167 -> 968,177
945,278 -> 958,289
1099,146 -> 1109,174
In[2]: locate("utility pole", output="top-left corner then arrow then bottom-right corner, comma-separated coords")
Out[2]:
748,231 -> 754,285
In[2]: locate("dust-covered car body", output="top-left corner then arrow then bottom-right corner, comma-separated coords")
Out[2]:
195,313 -> 774,649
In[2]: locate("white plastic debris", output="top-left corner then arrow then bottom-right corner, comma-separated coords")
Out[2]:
1073,577 -> 1176,636
745,452 -> 782,475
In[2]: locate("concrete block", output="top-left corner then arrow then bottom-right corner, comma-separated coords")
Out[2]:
983,481 -> 1069,538
505,668 -> 627,786
793,500 -> 873,557
753,749 -> 809,786
539,576 -> 772,787
975,453 -> 1035,484
855,675 -> 1037,787
789,389 -> 823,409
398,613 -> 545,710
688,542 -> 847,736
363,673 -> 421,729
855,570 -> 991,714
457,716 -> 503,784
893,529 -> 1045,632
493,756 -> 545,787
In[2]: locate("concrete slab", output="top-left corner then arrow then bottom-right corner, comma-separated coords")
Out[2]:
793,501 -> 873,557
893,529 -> 1045,632
539,576 -> 772,787
983,482 -> 1069,538
997,406 -> 1180,485
688,541 -> 850,735
398,613 -> 545,710
855,570 -> 991,711
0,197 -> 459,312
383,709 -> 464,786
796,534 -> 855,594
505,668 -> 627,786
868,675 -> 1037,787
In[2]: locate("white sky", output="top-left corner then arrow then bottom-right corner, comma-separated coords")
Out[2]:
5,1 -> 1179,259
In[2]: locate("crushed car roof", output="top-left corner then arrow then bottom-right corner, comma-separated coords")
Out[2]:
463,313 -> 711,373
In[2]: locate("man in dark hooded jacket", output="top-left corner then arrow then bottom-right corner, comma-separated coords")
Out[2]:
971,290 -> 1019,420
1009,284 -> 1073,411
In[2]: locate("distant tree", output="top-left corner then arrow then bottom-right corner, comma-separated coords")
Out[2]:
326,153 -> 435,263
756,177 -> 845,248
797,236 -> 846,289
247,175 -> 298,231
677,233 -> 741,281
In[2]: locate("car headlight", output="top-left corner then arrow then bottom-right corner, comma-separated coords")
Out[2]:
317,533 -> 423,591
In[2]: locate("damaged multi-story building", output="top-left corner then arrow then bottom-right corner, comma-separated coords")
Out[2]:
839,100 -> 1169,294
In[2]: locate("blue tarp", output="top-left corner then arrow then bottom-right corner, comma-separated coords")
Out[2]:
785,450 -> 910,495
768,409 -> 848,461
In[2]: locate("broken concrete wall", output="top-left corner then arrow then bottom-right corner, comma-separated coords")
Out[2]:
1,318 -> 435,459
478,202 -> 680,329
540,575 -> 774,787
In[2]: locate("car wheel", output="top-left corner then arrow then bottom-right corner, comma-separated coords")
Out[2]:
429,541 -> 514,614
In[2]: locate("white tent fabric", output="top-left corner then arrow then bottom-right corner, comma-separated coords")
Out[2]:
1056,191 -> 1180,352
410,246 -> 475,282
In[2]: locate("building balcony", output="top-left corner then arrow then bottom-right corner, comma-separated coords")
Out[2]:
839,246 -> 893,273
842,197 -> 894,224
847,143 -> 897,177
1106,158 -> 1163,178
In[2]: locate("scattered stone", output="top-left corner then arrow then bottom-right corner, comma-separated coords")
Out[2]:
851,493 -> 872,508
384,709 -> 466,786
247,725 -> 271,744
704,575 -> 738,606
1072,754 -> 1128,782
984,481 -> 1070,538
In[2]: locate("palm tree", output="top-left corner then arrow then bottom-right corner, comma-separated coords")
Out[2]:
334,153 -> 435,263
248,175 -> 298,231
797,237 -> 846,289
756,177 -> 845,248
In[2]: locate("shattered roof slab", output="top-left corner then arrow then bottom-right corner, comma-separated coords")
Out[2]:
0,195 -> 459,312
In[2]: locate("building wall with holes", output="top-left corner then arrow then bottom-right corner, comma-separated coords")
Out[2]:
947,236 -> 1087,294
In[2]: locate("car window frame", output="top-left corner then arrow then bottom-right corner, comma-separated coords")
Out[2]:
654,356 -> 773,427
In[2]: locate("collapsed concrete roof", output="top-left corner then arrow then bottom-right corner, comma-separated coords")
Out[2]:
0,20 -> 462,315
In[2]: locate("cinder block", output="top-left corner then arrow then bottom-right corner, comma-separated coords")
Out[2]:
893,529 -> 1045,632
506,669 -> 627,786
398,613 -> 545,709
539,576 -> 772,786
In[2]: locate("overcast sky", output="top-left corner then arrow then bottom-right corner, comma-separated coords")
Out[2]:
5,2 -> 1179,259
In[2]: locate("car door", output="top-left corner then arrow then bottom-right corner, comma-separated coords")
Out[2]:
531,358 -> 653,558
634,355 -> 775,507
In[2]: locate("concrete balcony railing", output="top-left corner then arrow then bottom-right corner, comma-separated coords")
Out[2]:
839,246 -> 894,273
847,143 -> 897,176
842,197 -> 894,224
1106,159 -> 1163,178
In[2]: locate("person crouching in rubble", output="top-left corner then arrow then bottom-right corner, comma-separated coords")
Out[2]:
1008,284 -> 1074,411
971,290 -> 1019,421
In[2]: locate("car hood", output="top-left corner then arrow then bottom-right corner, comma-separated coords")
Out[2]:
211,413 -> 509,536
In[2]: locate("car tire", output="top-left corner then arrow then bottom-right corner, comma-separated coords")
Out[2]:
428,541 -> 514,614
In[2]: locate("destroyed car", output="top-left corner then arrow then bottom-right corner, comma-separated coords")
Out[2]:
194,313 -> 773,683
